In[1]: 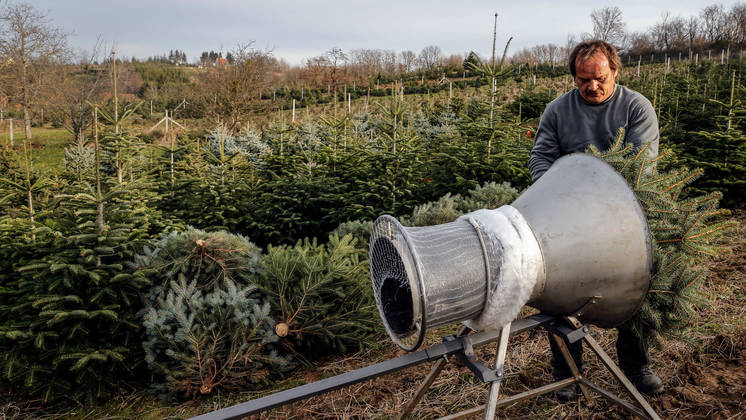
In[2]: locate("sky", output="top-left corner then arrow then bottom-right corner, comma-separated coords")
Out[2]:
28,0 -> 745,66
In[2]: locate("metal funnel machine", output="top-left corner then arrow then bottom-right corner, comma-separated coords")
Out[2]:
369,154 -> 653,351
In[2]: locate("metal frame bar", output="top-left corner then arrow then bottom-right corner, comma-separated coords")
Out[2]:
551,333 -> 594,402
482,322 -> 512,419
435,378 -> 578,420
396,326 -> 471,420
189,314 -> 661,420
190,315 -> 553,420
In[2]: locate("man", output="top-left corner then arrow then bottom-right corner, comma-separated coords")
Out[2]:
528,40 -> 663,400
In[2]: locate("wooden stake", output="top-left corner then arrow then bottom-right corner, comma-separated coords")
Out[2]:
637,56 -> 641,77
491,12 -> 498,68
112,50 -> 119,134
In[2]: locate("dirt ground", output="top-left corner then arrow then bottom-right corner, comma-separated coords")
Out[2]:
243,211 -> 746,420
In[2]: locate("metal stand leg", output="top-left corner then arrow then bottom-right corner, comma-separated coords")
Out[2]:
550,333 -> 594,404
396,358 -> 448,420
397,326 -> 471,420
583,334 -> 661,420
565,316 -> 661,420
483,322 -> 511,420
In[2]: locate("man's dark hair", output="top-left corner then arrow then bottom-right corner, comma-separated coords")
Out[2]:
568,40 -> 621,77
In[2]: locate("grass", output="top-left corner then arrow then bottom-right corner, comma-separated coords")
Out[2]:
0,123 -> 73,173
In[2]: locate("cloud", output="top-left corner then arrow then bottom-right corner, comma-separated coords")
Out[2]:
31,0 -> 746,65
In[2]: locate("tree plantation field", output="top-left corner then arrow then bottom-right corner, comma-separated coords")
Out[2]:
0,51 -> 744,419
2,1 -> 746,412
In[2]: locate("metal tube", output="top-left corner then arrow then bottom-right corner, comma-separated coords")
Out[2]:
483,323 -> 511,420
437,378 -> 577,420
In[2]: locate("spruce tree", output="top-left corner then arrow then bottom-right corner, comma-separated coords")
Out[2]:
458,181 -> 520,212
136,228 -> 262,299
404,193 -> 462,227
141,275 -> 287,400
137,228 -> 289,399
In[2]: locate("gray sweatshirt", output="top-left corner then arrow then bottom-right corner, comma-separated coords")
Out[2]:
528,85 -> 659,181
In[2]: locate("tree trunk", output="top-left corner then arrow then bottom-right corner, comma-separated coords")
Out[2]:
27,188 -> 35,243
21,54 -> 32,140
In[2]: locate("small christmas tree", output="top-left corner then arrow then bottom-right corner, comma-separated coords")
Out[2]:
0,126 -> 157,403
137,228 -> 289,400
458,181 -> 520,212
588,130 -> 737,344
136,228 -> 263,300
141,275 -> 289,400
256,234 -> 380,362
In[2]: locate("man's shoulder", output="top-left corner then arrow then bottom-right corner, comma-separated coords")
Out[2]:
616,85 -> 652,108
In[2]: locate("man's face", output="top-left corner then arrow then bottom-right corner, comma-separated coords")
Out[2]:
574,53 -> 617,104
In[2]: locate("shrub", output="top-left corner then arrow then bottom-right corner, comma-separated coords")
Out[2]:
405,193 -> 462,226
509,88 -> 556,120
459,181 -> 521,212
330,219 -> 374,251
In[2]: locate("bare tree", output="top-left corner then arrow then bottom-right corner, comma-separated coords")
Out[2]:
685,16 -> 701,49
325,47 -> 347,90
700,4 -> 727,44
650,12 -> 674,51
627,31 -> 655,55
381,49 -> 397,75
418,45 -> 442,70
348,48 -> 378,81
562,34 -> 577,63
399,50 -> 417,73
590,6 -> 627,47
728,3 -> 746,46
196,42 -> 276,131
48,40 -> 108,143
0,2 -> 69,140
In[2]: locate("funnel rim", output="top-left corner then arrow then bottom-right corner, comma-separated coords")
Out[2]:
370,215 -> 427,351
575,153 -> 654,327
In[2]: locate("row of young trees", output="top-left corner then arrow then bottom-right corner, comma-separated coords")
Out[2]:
0,86 -> 533,402
4,0 -> 746,147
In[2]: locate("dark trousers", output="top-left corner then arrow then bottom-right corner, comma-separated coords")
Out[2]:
549,325 -> 650,379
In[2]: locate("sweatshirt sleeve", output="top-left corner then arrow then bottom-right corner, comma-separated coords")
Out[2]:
625,94 -> 659,159
529,105 -> 561,181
